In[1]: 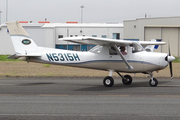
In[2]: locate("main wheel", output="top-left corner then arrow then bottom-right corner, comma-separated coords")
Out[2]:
103,76 -> 114,87
122,75 -> 132,85
149,78 -> 158,87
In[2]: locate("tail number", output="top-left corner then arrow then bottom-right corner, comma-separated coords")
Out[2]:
46,53 -> 80,61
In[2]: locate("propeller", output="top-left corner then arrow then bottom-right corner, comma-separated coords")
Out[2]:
168,45 -> 173,80
165,43 -> 175,80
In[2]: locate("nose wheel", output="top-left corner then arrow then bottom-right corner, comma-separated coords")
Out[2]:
149,73 -> 158,87
149,78 -> 158,87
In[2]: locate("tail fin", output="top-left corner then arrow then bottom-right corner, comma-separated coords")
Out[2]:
6,21 -> 38,55
144,39 -> 162,52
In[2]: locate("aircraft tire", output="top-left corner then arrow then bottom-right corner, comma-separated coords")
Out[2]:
103,76 -> 114,87
149,78 -> 158,87
122,75 -> 132,85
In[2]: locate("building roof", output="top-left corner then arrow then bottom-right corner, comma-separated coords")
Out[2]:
124,16 -> 180,22
42,23 -> 123,28
1,22 -> 123,28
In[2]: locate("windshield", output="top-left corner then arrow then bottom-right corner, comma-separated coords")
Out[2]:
89,45 -> 103,53
132,42 -> 144,53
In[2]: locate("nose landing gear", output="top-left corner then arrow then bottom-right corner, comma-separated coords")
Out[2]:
149,73 -> 158,87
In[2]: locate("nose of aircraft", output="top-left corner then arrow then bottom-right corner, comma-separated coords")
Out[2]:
165,55 -> 175,62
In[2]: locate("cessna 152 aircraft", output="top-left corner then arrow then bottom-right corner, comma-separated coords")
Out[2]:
6,21 -> 175,87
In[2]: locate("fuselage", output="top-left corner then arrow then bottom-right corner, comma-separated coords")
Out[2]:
28,45 -> 169,73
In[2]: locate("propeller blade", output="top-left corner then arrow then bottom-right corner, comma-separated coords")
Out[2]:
169,61 -> 173,80
168,43 -> 173,80
168,43 -> 171,56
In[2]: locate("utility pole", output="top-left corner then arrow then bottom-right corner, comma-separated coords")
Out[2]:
0,11 -> 2,25
6,0 -> 8,22
80,5 -> 84,23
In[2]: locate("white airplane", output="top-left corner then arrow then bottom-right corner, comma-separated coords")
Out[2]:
6,21 -> 175,87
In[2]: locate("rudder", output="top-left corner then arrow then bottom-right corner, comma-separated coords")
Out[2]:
6,21 -> 38,55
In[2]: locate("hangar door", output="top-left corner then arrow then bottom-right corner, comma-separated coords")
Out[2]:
145,27 -> 180,57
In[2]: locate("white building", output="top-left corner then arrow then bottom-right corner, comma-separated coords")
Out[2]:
0,22 -> 123,54
1,16 -> 180,57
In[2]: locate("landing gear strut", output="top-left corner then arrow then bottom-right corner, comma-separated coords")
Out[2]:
149,73 -> 158,87
116,72 -> 133,85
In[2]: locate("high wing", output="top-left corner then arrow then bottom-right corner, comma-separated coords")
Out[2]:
60,37 -> 133,46
60,37 -> 166,47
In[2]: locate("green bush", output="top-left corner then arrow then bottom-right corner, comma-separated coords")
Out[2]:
173,57 -> 180,63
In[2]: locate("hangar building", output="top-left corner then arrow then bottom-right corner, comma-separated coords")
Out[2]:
0,22 -> 123,54
124,17 -> 180,57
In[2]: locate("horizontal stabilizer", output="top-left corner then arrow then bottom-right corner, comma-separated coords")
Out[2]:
8,54 -> 41,59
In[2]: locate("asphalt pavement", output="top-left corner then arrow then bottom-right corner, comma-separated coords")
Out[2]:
0,77 -> 180,120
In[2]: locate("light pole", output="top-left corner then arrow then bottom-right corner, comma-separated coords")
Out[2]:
80,5 -> 84,23
0,11 -> 1,25
6,0 -> 8,22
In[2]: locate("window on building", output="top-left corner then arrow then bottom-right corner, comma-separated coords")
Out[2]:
87,45 -> 96,51
92,35 -> 97,37
73,45 -> 80,51
102,35 -> 106,38
58,35 -> 63,39
112,33 -> 120,39
70,35 -> 73,37
75,35 -> 78,37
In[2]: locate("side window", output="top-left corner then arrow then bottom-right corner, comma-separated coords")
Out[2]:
109,46 -> 128,55
109,46 -> 117,55
120,46 -> 127,55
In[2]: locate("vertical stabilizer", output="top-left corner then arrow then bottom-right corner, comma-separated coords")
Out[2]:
6,21 -> 38,55
145,39 -> 156,52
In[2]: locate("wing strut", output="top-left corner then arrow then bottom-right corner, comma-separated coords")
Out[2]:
113,44 -> 133,70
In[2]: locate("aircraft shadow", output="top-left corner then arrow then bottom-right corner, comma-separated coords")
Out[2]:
17,82 -> 56,86
75,80 -> 173,92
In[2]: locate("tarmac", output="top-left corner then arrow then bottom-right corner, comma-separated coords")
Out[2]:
0,77 -> 180,120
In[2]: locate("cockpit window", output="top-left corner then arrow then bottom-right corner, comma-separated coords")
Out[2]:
131,42 -> 144,53
89,45 -> 103,53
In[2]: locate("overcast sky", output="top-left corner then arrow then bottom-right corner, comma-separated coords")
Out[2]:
1,0 -> 180,24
